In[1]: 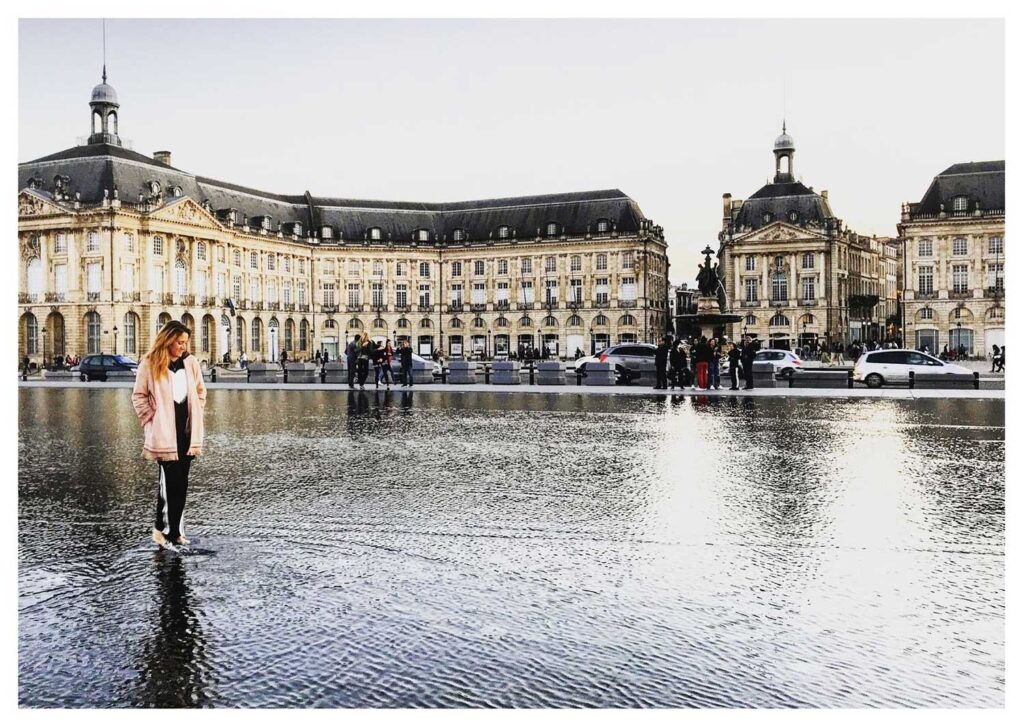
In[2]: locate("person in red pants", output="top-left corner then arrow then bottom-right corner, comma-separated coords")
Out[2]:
692,336 -> 712,390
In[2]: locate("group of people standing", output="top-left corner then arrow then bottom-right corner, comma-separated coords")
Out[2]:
342,334 -> 416,389
654,335 -> 759,391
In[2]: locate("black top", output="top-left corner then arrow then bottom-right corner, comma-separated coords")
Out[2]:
399,347 -> 413,367
168,352 -> 192,459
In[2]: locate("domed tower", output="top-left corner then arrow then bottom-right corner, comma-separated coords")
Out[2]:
87,66 -> 121,146
773,122 -> 795,183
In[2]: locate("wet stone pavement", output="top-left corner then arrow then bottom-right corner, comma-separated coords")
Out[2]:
18,388 -> 1004,708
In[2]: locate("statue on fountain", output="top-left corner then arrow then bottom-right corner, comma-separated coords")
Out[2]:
696,246 -> 727,313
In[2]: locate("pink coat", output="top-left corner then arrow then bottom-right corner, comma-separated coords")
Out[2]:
131,354 -> 207,461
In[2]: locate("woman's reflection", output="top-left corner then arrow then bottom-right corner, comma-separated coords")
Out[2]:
132,551 -> 210,707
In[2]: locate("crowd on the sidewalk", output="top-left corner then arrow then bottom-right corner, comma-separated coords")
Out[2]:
653,334 -> 759,391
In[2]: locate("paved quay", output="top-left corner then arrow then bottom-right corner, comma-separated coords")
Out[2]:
18,379 -> 1005,400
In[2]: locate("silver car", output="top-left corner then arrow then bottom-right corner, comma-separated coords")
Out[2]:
574,343 -> 657,383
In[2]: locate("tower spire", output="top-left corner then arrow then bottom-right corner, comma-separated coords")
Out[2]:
102,19 -> 107,83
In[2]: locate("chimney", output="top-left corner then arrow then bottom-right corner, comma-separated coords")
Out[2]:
154,150 -> 172,166
722,193 -> 732,220
821,189 -> 828,200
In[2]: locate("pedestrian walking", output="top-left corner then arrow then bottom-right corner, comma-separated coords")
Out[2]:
357,333 -> 373,389
693,336 -> 712,390
378,339 -> 395,388
345,334 -> 360,389
833,342 -> 845,366
371,339 -> 383,388
669,341 -> 685,390
728,342 -> 741,390
709,338 -> 722,390
996,345 -> 1005,373
131,321 -> 206,550
654,335 -> 670,390
991,344 -> 1001,372
399,339 -> 414,386
741,336 -> 756,390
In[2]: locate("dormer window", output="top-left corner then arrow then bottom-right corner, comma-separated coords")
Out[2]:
321,226 -> 333,239
369,227 -> 382,241
762,212 -> 773,224
453,229 -> 465,242
596,219 -> 610,233
218,208 -> 237,224
260,216 -> 272,231
292,223 -> 302,237
952,196 -> 968,213
149,181 -> 161,196
417,229 -> 430,242
169,185 -> 182,197
546,222 -> 558,237
788,211 -> 799,223
498,225 -> 510,239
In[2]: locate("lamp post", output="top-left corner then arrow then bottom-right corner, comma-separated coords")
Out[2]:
956,320 -> 962,359
536,328 -> 541,358
113,325 -> 119,356
41,325 -> 47,370
590,327 -> 594,355
487,328 -> 491,360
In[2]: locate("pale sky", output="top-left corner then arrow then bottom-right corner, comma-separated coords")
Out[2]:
18,18 -> 1005,286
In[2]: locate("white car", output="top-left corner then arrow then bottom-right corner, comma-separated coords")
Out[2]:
853,349 -> 970,388
751,349 -> 803,379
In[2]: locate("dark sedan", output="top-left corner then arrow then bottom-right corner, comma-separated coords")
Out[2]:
77,354 -> 139,381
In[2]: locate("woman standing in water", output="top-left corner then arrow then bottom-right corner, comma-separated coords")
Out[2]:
132,321 -> 207,548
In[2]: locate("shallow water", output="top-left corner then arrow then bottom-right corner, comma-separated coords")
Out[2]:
18,388 -> 1004,707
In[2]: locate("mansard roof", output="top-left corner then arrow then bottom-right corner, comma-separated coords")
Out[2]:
734,180 -> 835,230
911,160 -> 1005,215
19,143 -> 650,242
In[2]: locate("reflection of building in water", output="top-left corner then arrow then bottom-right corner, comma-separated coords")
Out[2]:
132,553 -> 210,707
18,72 -> 670,365
898,162 -> 1005,357
718,125 -> 902,349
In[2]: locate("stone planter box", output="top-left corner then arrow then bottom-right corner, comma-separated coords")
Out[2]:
535,361 -> 565,385
630,361 -> 659,386
448,360 -> 478,384
43,370 -> 74,380
751,361 -> 777,388
323,360 -> 347,384
286,362 -> 319,384
106,369 -> 138,381
248,362 -> 281,384
582,361 -> 616,386
790,370 -> 850,389
491,360 -> 521,385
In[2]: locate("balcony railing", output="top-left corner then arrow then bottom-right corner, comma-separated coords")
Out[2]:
268,302 -> 280,311
19,293 -> 36,303
949,290 -> 971,299
741,301 -> 759,307
800,299 -> 816,307
417,304 -> 432,312
346,303 -> 363,312
202,296 -> 218,307
517,302 -> 535,310
161,293 -> 175,305
986,286 -> 1004,298
395,304 -> 410,313
47,293 -> 68,303
495,301 -> 510,311
297,304 -> 310,312
593,300 -> 610,308
322,304 -> 339,313
448,302 -> 464,312
916,291 -> 938,300
470,303 -> 487,312
121,292 -> 140,302
88,292 -> 102,302
618,300 -> 636,308
182,294 -> 196,307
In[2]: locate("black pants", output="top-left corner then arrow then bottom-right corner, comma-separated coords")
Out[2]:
730,365 -> 740,389
655,366 -> 668,389
346,358 -> 357,386
378,362 -> 393,384
357,358 -> 369,385
155,457 -> 192,540
401,364 -> 413,385
743,360 -> 754,389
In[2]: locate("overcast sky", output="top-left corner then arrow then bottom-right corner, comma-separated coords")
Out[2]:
18,18 -> 1004,286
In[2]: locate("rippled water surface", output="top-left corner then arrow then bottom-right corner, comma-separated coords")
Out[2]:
19,388 -> 1004,707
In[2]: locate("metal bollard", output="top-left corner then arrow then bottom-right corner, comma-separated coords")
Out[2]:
974,371 -> 980,390
211,367 -> 217,383
484,364 -> 491,385
789,373 -> 795,388
320,366 -> 326,384
576,370 -> 583,385
908,370 -> 915,389
283,367 -> 288,384
529,362 -> 535,385
247,368 -> 251,384
847,370 -> 853,389
441,366 -> 447,384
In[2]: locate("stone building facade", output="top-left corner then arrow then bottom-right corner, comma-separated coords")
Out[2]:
898,161 -> 1005,357
18,75 -> 670,366
717,126 -> 901,349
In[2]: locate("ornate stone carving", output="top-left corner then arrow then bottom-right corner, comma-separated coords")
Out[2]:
21,235 -> 41,260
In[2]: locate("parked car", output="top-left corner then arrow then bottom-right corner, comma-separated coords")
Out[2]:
853,349 -> 970,388
751,349 -> 803,379
78,354 -> 139,381
411,353 -> 443,377
573,343 -> 657,384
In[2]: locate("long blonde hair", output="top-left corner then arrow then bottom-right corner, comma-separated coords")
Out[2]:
146,321 -> 192,379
